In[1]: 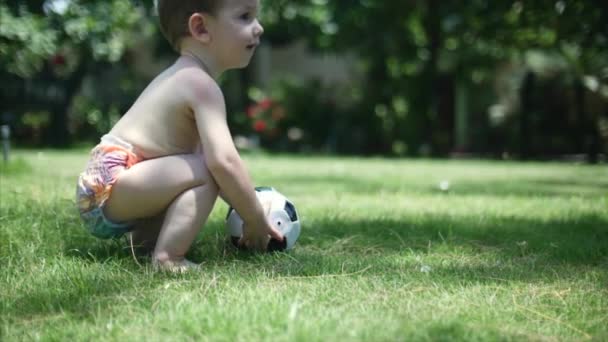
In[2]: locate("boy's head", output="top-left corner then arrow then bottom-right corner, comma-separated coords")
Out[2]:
157,0 -> 222,51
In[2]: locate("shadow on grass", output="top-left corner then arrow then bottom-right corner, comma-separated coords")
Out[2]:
64,235 -> 137,262
303,213 -> 608,265
5,211 -> 606,323
62,208 -> 608,270
186,211 -> 608,287
0,157 -> 32,175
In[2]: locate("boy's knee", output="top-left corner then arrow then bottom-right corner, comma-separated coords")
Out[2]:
184,154 -> 217,189
178,184 -> 218,213
200,165 -> 218,195
202,175 -> 219,197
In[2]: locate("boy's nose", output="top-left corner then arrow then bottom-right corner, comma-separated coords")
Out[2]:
253,19 -> 264,37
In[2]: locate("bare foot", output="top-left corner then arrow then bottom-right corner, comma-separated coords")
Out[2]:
152,258 -> 200,273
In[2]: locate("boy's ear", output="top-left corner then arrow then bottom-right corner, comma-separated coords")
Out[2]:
188,13 -> 212,43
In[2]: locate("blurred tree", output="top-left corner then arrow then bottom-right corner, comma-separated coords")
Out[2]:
2,0 -> 606,157
0,0 -> 149,146
260,0 -> 505,155
261,0 -> 608,158
460,0 -> 608,161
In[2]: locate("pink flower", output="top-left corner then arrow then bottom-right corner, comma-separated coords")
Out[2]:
51,54 -> 66,66
246,106 -> 258,118
259,98 -> 273,110
253,120 -> 267,132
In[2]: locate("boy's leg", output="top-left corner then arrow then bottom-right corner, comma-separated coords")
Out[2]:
153,183 -> 217,266
104,154 -> 219,270
104,154 -> 215,221
130,211 -> 166,254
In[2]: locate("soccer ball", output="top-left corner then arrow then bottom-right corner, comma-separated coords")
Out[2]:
225,187 -> 301,251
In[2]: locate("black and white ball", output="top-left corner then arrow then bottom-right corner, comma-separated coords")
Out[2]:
225,187 -> 301,251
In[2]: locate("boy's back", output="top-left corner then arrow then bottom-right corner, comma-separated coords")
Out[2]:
109,58 -> 211,160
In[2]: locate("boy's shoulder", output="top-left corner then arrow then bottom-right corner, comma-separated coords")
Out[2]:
174,66 -> 224,106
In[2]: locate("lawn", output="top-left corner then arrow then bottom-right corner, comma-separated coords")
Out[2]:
1,150 -> 607,341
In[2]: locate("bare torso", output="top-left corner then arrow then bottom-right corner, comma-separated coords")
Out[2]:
109,59 -> 202,159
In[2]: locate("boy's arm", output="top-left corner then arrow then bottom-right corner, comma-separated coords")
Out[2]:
186,75 -> 282,250
195,143 -> 232,205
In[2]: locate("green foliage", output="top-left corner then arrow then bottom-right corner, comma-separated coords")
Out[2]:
0,1 -> 146,77
261,0 -> 334,47
0,6 -> 57,77
1,1 -> 606,154
0,1 -> 153,147
60,1 -> 144,62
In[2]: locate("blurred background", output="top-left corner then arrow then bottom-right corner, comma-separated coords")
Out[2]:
1,0 -> 607,162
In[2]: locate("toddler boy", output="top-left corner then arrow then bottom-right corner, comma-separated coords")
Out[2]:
76,0 -> 282,272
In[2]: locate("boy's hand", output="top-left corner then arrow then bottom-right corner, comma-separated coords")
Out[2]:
239,218 -> 284,251
238,200 -> 284,251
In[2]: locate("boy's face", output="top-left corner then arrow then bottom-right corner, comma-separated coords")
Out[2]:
206,0 -> 264,69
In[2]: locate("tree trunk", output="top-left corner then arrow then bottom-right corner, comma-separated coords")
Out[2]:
519,71 -> 535,159
574,79 -> 586,155
45,57 -> 89,147
420,0 -> 441,156
574,78 -> 600,163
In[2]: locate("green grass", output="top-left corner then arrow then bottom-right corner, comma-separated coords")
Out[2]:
1,150 -> 607,341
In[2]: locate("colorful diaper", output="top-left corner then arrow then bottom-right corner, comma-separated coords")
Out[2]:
76,135 -> 143,239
